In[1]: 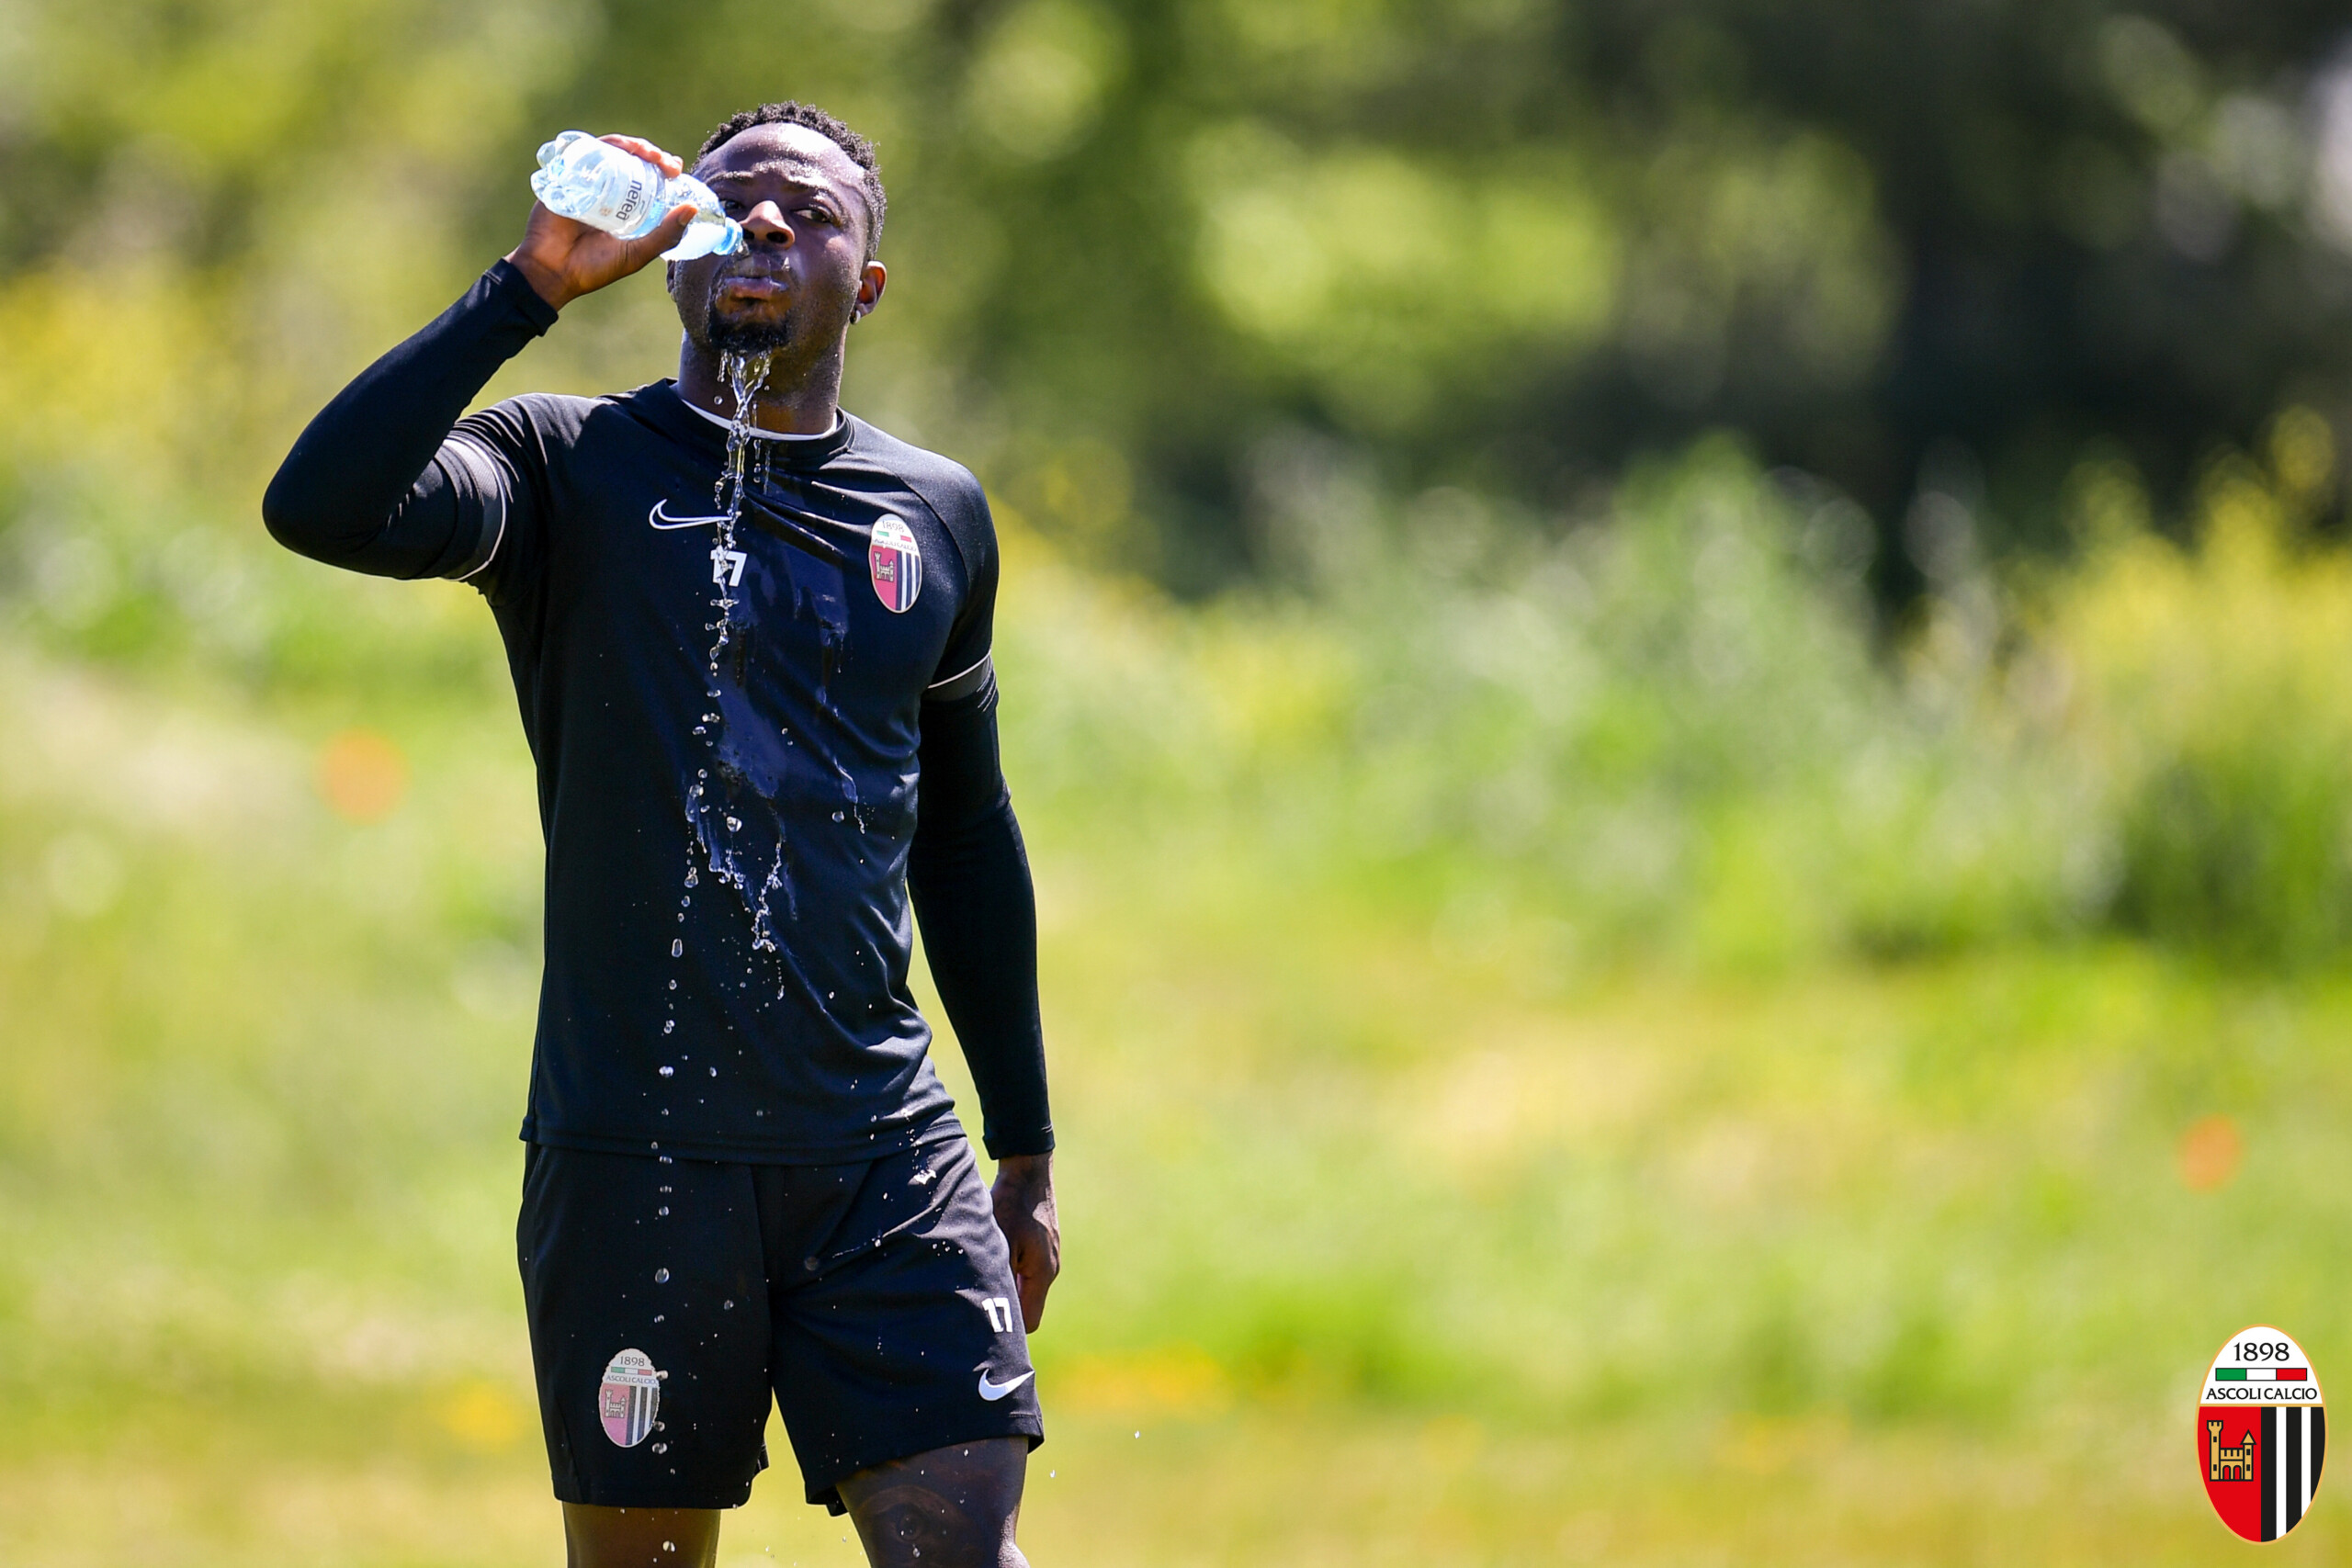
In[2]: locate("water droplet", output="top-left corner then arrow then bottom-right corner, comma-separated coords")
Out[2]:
655,1268 -> 671,1283
831,810 -> 844,822
663,1020 -> 676,1034
659,1206 -> 670,1216
672,940 -> 684,957
723,1299 -> 734,1310
709,1066 -> 718,1077
684,868 -> 698,887
697,769 -> 707,779
726,816 -> 742,832
659,1065 -> 675,1077
669,979 -> 678,990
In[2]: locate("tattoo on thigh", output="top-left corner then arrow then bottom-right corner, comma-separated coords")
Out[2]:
840,1440 -> 1026,1568
859,1483 -> 986,1564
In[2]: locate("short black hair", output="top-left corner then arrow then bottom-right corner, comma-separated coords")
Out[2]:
697,103 -> 886,258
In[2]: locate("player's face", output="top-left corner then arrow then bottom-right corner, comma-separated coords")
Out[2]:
671,123 -> 878,361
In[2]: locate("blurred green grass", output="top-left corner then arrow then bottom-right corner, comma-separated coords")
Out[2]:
6,440 -> 2352,1562
10,4 -> 2352,1555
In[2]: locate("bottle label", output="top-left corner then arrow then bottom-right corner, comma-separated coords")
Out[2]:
609,174 -> 655,231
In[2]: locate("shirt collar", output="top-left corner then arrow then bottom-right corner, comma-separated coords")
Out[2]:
680,398 -> 843,443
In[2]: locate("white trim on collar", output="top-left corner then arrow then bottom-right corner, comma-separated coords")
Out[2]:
683,398 -> 842,442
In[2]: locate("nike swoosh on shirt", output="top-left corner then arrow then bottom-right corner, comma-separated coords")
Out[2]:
977,1370 -> 1035,1401
649,500 -> 730,530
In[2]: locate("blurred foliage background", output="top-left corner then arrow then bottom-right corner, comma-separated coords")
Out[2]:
8,2 -> 2352,1563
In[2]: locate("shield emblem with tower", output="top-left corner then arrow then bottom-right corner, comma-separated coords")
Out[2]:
869,515 -> 922,613
598,1347 -> 662,1449
2199,1325 -> 2324,1540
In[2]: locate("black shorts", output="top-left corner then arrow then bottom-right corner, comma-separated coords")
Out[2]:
516,1134 -> 1044,1513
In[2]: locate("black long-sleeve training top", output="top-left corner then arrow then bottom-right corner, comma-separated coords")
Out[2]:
264,260 -> 1051,1162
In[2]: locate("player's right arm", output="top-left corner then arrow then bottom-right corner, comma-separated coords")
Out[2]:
262,137 -> 692,581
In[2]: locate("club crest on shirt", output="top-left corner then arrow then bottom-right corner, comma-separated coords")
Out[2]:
598,1348 -> 662,1448
869,515 -> 922,613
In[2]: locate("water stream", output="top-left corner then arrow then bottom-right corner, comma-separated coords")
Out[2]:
660,354 -> 781,1111
664,355 -> 882,1115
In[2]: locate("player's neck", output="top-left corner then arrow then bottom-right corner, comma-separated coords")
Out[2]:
675,341 -> 843,435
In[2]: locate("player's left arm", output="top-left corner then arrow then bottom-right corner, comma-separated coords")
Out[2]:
909,658 -> 1059,1331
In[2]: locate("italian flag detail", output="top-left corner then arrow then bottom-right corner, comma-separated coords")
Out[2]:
2216,1369 -> 2310,1382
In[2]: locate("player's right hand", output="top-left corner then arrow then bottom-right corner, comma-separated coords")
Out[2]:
503,135 -> 697,312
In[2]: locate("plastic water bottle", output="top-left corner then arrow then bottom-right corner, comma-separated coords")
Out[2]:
530,131 -> 742,261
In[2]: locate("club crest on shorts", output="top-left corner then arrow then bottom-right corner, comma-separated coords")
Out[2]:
869,515 -> 922,613
2199,1325 -> 2325,1540
598,1348 -> 662,1449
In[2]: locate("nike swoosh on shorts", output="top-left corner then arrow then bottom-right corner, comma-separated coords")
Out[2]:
977,1370 -> 1035,1401
649,500 -> 730,530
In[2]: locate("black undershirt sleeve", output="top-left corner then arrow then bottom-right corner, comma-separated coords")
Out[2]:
262,261 -> 557,584
908,667 -> 1055,1160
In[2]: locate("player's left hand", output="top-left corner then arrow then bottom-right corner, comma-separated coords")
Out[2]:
990,1154 -> 1059,1331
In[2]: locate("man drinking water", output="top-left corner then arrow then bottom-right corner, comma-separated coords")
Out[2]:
265,103 -> 1057,1568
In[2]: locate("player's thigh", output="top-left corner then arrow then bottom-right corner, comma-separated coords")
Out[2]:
836,1437 -> 1029,1568
562,1502 -> 721,1568
564,1504 -> 719,1568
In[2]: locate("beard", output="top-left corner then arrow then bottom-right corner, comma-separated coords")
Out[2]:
705,308 -> 797,356
695,261 -> 803,356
